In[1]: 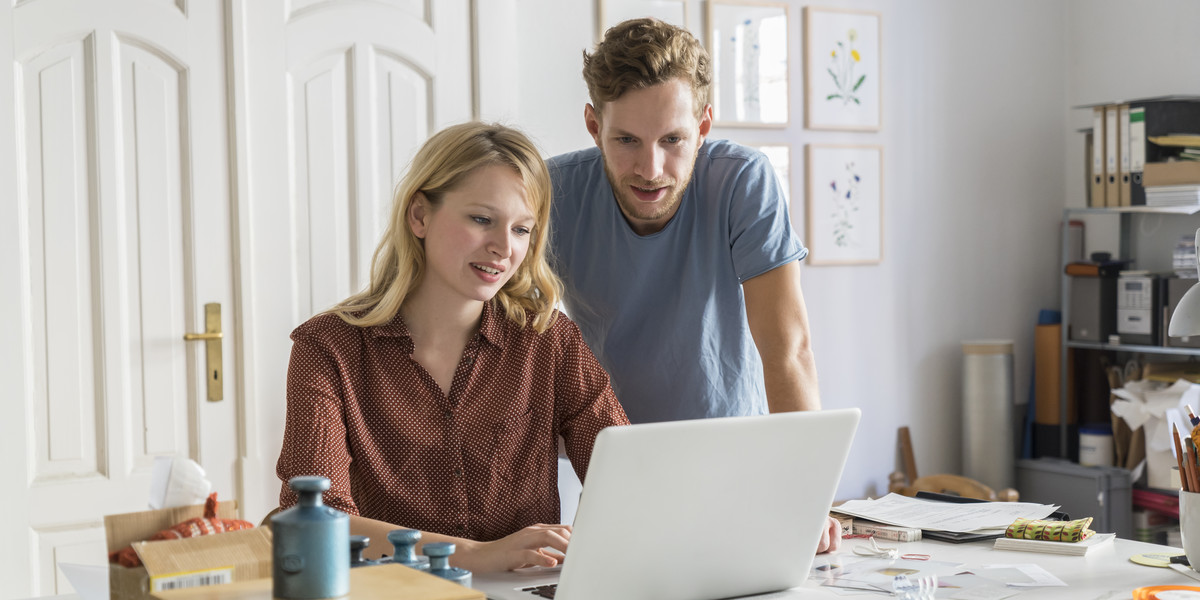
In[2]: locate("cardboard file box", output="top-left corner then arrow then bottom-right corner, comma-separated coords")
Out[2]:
105,501 -> 272,600
1016,458 -> 1132,539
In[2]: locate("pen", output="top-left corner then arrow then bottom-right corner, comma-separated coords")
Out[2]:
1175,424 -> 1190,492
1185,439 -> 1195,494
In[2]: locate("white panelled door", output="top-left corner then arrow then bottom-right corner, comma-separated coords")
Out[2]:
0,0 -> 475,594
232,0 -> 473,525
0,0 -> 238,597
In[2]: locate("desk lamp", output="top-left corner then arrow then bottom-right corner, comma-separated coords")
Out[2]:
1170,228 -> 1200,337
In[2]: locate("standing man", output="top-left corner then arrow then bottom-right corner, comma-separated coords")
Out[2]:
549,18 -> 821,425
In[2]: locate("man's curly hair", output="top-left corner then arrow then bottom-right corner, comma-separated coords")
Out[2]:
582,18 -> 711,118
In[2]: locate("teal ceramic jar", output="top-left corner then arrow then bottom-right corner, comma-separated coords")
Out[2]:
272,476 -> 350,599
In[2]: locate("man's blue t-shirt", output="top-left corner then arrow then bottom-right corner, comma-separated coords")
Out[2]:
547,139 -> 807,424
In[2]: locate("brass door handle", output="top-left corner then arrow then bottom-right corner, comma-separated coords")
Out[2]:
183,303 -> 223,401
184,332 -> 223,341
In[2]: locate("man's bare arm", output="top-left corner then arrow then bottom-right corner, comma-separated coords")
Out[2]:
743,261 -> 820,412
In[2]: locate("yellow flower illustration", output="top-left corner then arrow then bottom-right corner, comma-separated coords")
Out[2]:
825,30 -> 866,106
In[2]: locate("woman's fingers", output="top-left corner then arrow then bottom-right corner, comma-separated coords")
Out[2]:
816,515 -> 841,554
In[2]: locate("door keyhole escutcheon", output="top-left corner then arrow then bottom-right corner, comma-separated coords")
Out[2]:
183,302 -> 223,401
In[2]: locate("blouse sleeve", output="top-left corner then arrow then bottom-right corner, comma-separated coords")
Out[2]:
554,317 -> 630,483
275,333 -> 359,515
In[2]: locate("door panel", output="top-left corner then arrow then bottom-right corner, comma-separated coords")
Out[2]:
2,1 -> 235,596
2,0 -> 479,594
290,51 -> 355,318
117,41 -> 192,466
235,0 -> 473,524
21,36 -> 104,483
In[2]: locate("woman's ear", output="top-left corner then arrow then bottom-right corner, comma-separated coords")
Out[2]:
408,192 -> 429,239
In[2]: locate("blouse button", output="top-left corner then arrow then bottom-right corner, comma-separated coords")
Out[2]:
463,356 -> 474,366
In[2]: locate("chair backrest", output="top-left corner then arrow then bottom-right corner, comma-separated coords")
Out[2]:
902,474 -> 999,501
889,426 -> 1020,502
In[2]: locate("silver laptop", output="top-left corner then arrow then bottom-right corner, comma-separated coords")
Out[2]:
475,408 -> 861,600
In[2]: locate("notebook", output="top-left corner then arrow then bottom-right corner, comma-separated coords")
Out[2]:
475,408 -> 861,600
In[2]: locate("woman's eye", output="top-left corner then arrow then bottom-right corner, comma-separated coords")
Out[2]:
472,216 -> 491,225
514,226 -> 531,236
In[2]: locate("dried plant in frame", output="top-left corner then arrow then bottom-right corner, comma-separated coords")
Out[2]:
804,6 -> 881,131
805,144 -> 883,265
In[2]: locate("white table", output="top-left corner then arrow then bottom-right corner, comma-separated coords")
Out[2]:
475,536 -> 1195,599
797,536 -> 1191,598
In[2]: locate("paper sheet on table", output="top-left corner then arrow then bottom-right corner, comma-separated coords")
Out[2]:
944,576 -> 1022,600
811,555 -> 963,595
981,563 -> 1067,587
831,493 -> 1059,533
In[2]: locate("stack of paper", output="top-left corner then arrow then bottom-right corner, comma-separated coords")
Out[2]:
993,533 -> 1116,556
830,493 -> 1060,534
1147,185 -> 1200,207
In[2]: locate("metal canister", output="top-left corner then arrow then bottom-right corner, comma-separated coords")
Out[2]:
272,476 -> 350,599
379,528 -> 430,571
424,542 -> 471,587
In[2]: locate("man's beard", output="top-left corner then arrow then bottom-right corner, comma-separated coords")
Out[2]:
601,148 -> 699,230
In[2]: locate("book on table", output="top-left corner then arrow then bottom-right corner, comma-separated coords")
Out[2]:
992,532 -> 1116,556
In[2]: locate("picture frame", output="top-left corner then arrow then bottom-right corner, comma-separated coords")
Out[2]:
596,0 -> 691,42
706,0 -> 790,128
805,144 -> 883,265
803,6 -> 881,131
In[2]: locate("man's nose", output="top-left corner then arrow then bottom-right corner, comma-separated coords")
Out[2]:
633,144 -> 665,182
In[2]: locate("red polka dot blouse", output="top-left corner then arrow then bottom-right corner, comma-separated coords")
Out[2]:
276,301 -> 629,542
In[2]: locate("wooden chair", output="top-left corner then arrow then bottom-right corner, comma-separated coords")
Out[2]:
888,426 -> 1019,502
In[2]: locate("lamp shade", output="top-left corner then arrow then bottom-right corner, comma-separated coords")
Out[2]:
1169,228 -> 1200,338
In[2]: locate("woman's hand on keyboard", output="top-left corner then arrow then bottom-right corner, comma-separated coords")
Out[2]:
455,523 -> 571,573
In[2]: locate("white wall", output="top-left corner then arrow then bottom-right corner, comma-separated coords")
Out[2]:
504,0 -> 1071,499
496,0 -> 1200,501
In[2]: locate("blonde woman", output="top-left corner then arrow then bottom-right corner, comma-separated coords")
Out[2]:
276,122 -> 629,573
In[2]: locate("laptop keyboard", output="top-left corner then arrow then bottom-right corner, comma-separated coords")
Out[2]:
520,584 -> 557,598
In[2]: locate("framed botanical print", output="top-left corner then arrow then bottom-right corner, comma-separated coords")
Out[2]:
805,144 -> 883,265
596,0 -> 690,41
804,6 -> 881,131
707,0 -> 790,127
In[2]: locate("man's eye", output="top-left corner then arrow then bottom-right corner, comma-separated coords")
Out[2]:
617,136 -> 635,144
665,136 -> 682,144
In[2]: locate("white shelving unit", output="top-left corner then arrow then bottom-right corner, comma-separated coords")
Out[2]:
1055,205 -> 1200,455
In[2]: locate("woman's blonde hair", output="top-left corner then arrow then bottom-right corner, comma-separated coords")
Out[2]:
329,122 -> 562,332
583,17 -> 711,119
